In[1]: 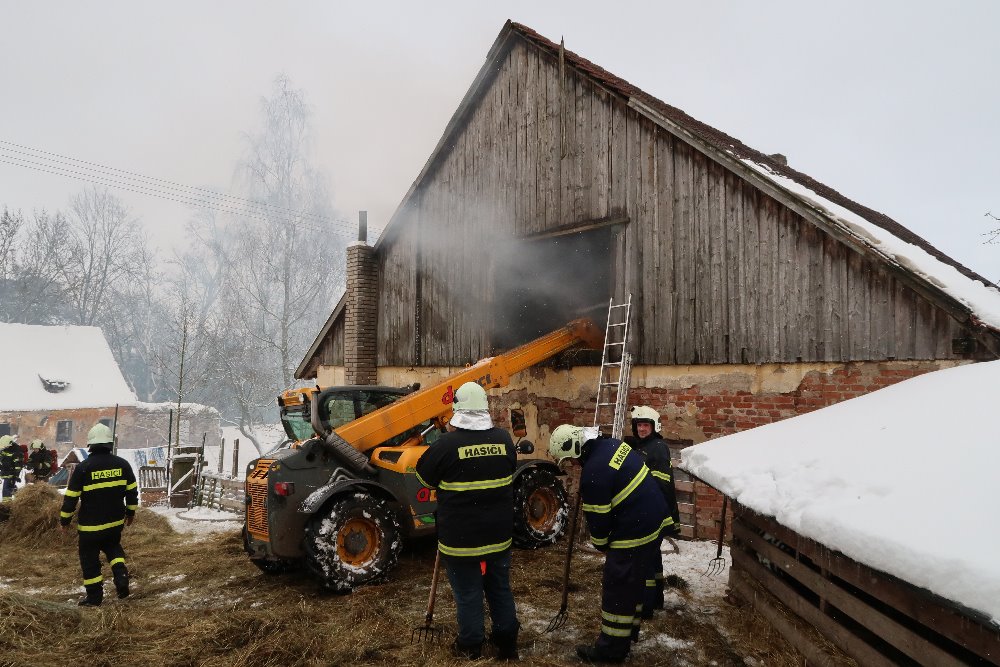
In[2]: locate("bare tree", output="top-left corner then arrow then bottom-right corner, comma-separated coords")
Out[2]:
986,212 -> 1000,245
0,208 -> 71,324
58,187 -> 151,326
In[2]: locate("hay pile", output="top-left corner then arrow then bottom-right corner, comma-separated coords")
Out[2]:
0,490 -> 820,666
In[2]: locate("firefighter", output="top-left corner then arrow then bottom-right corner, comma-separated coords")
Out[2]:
415,382 -> 520,661
1,434 -> 24,503
624,406 -> 681,616
26,439 -> 54,483
59,423 -> 139,607
549,424 -> 670,664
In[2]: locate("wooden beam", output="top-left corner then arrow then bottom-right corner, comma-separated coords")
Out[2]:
735,523 -> 970,667
732,549 -> 897,667
737,507 -> 1000,665
729,569 -> 847,667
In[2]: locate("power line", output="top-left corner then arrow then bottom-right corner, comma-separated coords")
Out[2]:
0,139 -> 350,229
0,140 -> 379,237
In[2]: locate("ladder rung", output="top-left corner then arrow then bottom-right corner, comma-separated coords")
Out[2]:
599,382 -> 619,387
609,304 -> 629,309
597,402 -> 616,407
605,342 -> 625,347
607,323 -> 626,328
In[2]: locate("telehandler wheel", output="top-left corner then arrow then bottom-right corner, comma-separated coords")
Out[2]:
512,466 -> 568,549
303,491 -> 402,592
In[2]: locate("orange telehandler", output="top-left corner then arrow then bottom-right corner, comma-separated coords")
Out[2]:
242,318 -> 602,591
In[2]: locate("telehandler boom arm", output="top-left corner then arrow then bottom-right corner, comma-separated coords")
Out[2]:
324,318 -> 602,457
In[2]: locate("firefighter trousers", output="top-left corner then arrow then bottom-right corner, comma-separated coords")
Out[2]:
78,530 -> 129,602
594,542 -> 660,658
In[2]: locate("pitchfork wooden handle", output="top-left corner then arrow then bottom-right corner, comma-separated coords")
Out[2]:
715,496 -> 728,558
426,549 -> 442,622
559,492 -> 583,610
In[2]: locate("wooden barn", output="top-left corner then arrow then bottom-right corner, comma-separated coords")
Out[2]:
295,21 -> 1000,540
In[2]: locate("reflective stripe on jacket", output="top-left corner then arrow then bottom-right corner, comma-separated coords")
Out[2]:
415,426 -> 516,558
580,437 -> 668,550
59,448 -> 138,533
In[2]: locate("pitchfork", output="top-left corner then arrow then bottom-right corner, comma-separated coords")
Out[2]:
704,495 -> 728,576
411,550 -> 444,643
545,492 -> 583,633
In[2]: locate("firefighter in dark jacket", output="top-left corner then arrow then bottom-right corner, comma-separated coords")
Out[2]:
1,434 -> 24,503
59,423 -> 139,606
549,424 -> 670,664
415,382 -> 520,661
624,406 -> 681,616
26,439 -> 54,482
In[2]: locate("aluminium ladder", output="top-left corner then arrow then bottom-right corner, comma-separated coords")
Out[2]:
592,294 -> 633,439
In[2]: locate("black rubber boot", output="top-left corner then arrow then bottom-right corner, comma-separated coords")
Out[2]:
78,583 -> 103,607
491,630 -> 519,661
575,644 -> 627,664
451,638 -> 482,660
112,565 -> 130,599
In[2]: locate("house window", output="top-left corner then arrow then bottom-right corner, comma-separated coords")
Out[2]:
99,418 -> 113,429
0,423 -> 10,437
56,420 -> 73,443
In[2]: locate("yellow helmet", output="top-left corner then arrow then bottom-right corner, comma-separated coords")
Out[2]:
548,424 -> 585,461
0,435 -> 11,448
629,405 -> 661,435
30,439 -> 44,450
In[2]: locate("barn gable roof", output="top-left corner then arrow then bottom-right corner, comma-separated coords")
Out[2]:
299,20 -> 1000,376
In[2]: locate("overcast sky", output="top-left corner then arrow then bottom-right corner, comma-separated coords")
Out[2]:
1,1 -> 997,280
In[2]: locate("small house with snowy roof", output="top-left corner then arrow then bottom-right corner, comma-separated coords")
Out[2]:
0,323 -> 137,458
681,361 -> 1000,666
294,21 -> 1000,540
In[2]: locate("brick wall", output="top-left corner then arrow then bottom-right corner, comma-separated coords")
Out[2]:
0,406 -> 137,460
344,242 -> 378,385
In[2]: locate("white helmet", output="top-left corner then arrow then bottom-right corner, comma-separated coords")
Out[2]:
453,382 -> 489,412
630,405 -> 661,435
87,423 -> 114,446
30,439 -> 44,450
548,424 -> 586,461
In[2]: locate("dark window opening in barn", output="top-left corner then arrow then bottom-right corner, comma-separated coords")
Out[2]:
492,226 -> 614,352
0,423 -> 10,437
99,418 -> 113,430
56,420 -> 73,443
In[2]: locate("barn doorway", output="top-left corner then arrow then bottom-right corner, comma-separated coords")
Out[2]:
491,224 -> 618,352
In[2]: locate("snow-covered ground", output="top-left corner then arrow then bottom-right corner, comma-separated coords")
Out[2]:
149,505 -> 242,536
681,359 -> 1000,626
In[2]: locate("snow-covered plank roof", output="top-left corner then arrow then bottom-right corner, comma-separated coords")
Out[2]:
679,360 -> 1000,625
0,323 -> 136,411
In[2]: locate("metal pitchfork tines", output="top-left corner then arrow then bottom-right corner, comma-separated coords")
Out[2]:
704,495 -> 728,577
545,492 -> 583,633
411,550 -> 444,643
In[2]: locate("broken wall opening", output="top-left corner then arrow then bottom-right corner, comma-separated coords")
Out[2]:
491,225 -> 617,354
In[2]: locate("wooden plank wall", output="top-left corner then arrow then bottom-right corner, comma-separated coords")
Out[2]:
371,37 -> 970,367
730,503 -> 1000,666
194,473 -> 244,514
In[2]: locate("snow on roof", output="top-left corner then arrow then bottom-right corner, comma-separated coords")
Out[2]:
0,323 -> 136,411
679,360 -> 1000,625
739,159 -> 1000,331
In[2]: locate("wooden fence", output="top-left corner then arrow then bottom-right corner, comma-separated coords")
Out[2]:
194,473 -> 244,514
730,501 -> 1000,666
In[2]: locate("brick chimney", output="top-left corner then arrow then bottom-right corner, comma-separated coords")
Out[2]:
344,211 -> 378,385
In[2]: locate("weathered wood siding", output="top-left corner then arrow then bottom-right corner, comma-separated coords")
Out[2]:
315,313 -> 344,367
372,36 -> 970,367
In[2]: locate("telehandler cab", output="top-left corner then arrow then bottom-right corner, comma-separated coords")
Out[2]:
243,318 -> 602,591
